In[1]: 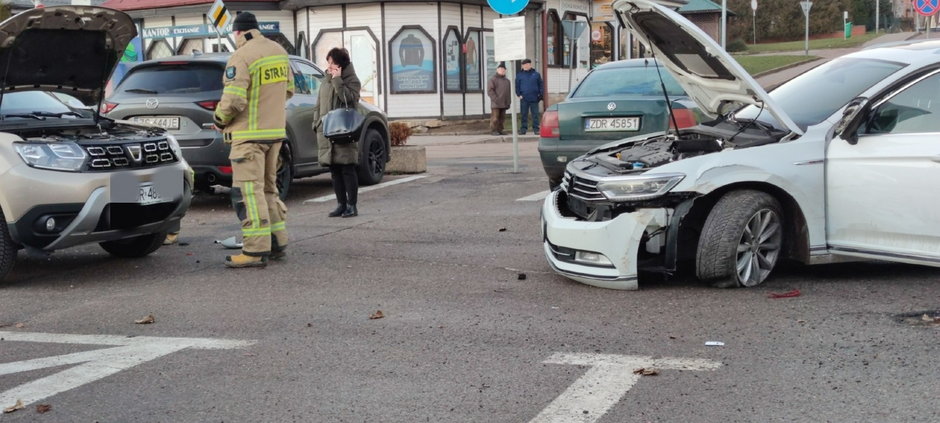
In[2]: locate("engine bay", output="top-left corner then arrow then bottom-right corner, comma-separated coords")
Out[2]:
594,133 -> 725,173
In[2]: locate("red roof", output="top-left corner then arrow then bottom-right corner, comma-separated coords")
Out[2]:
101,0 -> 278,11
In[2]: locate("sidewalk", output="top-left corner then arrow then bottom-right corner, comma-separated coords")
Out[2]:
408,133 -> 539,146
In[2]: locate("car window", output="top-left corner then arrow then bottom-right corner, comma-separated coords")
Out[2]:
735,57 -> 906,131
1,91 -> 72,115
864,72 -> 940,135
572,66 -> 685,98
292,60 -> 322,96
116,63 -> 224,95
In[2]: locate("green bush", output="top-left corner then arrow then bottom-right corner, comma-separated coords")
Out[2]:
727,38 -> 748,53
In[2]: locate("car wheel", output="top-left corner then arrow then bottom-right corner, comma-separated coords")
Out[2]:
358,128 -> 386,186
0,210 -> 17,281
99,232 -> 166,258
276,142 -> 293,200
696,190 -> 783,288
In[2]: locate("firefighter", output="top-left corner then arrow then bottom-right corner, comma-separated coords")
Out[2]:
213,12 -> 293,268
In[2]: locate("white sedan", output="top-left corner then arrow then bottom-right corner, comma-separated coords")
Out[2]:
542,0 -> 940,289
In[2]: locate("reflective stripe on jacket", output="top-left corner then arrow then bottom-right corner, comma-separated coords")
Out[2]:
214,29 -> 294,144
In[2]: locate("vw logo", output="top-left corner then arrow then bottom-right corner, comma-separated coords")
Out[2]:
607,102 -> 617,111
145,98 -> 159,109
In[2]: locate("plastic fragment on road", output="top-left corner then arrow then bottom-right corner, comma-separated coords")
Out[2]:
705,341 -> 724,346
3,400 -> 24,414
135,314 -> 156,324
369,310 -> 385,320
215,236 -> 243,249
768,289 -> 801,299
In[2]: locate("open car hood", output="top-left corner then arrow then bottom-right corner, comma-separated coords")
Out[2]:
0,6 -> 136,105
612,0 -> 803,136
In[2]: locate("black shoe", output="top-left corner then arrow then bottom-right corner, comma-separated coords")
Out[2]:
328,204 -> 347,217
491,131 -> 501,136
518,130 -> 526,135
341,204 -> 358,218
532,128 -> 539,133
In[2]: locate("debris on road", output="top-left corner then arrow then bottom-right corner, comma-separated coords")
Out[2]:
768,289 -> 801,299
3,400 -> 24,414
14,322 -> 25,328
498,228 -> 507,232
921,313 -> 940,324
215,236 -> 243,249
35,404 -> 51,414
633,368 -> 659,376
517,273 -> 527,280
135,314 -> 156,324
369,310 -> 385,320
705,341 -> 725,346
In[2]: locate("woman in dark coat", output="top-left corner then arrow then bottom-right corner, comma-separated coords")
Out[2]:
314,47 -> 362,217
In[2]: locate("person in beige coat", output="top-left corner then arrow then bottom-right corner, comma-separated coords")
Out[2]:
486,63 -> 511,135
314,48 -> 362,218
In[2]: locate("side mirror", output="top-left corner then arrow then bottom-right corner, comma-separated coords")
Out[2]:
834,97 -> 869,145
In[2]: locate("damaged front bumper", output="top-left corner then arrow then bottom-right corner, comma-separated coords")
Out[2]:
541,190 -> 671,290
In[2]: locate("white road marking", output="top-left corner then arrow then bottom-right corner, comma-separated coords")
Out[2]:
303,175 -> 428,204
530,353 -> 722,423
0,331 -> 254,409
516,190 -> 550,202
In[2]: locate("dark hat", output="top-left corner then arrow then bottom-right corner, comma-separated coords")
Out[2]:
232,12 -> 259,31
521,58 -> 532,64
497,62 -> 506,69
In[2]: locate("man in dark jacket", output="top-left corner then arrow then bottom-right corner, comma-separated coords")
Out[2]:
486,63 -> 511,135
515,58 -> 543,135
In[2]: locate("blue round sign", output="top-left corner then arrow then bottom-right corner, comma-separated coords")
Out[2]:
487,0 -> 529,15
914,0 -> 939,16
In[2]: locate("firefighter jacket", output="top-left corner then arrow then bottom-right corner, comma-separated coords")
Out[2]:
214,29 -> 294,144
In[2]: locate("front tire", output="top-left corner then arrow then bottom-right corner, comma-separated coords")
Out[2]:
358,128 -> 387,186
696,190 -> 784,288
100,232 -> 166,258
0,210 -> 17,281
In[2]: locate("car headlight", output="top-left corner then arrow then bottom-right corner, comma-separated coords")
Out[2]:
14,142 -> 87,172
596,173 -> 685,201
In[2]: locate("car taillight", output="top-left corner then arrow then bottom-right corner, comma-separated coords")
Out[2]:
540,110 -> 559,138
217,166 -> 233,175
100,102 -> 118,114
197,100 -> 220,111
668,108 -> 697,129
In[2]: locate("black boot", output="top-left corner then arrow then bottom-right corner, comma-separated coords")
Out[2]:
341,204 -> 358,218
328,203 -> 347,217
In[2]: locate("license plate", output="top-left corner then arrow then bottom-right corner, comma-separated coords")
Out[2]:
138,183 -> 165,205
133,116 -> 180,130
584,117 -> 640,132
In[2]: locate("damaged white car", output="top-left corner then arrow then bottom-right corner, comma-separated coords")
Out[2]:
542,0 -> 940,289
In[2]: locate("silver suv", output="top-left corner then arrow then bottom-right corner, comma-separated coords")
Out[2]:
0,7 -> 192,281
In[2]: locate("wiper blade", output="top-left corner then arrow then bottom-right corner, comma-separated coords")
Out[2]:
125,88 -> 158,94
1,113 -> 45,120
31,111 -> 85,118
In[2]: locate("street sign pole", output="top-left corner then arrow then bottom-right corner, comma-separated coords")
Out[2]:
875,0 -> 879,34
751,0 -> 757,45
509,62 -> 518,172
721,0 -> 727,49
800,1 -> 812,56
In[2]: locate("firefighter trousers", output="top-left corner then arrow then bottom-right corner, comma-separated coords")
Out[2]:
229,141 -> 288,256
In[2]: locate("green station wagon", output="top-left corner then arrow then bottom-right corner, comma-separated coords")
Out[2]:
538,59 -> 698,189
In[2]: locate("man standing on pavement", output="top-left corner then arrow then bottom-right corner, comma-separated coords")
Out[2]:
515,58 -> 543,135
486,62 -> 511,135
213,12 -> 293,268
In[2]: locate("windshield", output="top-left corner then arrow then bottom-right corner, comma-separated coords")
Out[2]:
116,63 -> 224,95
735,57 -> 905,130
1,91 -> 72,115
572,65 -> 686,98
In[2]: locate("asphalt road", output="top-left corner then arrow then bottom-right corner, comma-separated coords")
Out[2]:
1,140 -> 938,422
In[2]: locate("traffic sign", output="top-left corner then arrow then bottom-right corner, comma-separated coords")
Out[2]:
913,0 -> 939,16
562,20 -> 587,40
800,1 -> 812,18
207,0 -> 232,34
487,0 -> 528,15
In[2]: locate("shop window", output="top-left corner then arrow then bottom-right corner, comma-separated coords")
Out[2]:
297,31 -> 309,59
146,40 -> 173,60
177,38 -> 204,55
564,13 -> 589,69
443,27 -> 462,92
388,26 -> 436,94
483,31 -> 497,81
547,10 -> 562,67
590,22 -> 613,68
464,29 -> 482,92
211,42 -> 230,53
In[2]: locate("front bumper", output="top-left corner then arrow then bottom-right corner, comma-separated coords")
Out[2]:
6,163 -> 192,251
541,190 -> 669,290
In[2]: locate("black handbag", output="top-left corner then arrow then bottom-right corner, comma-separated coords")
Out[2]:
322,91 -> 364,144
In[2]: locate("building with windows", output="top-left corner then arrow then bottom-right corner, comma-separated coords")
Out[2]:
98,0 -> 713,120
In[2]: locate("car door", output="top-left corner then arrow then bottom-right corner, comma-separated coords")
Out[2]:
286,59 -> 322,166
826,68 -> 940,266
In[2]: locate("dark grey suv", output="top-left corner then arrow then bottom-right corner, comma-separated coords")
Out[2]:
104,53 -> 390,198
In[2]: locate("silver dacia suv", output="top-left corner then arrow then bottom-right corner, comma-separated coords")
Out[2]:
0,6 -> 192,281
